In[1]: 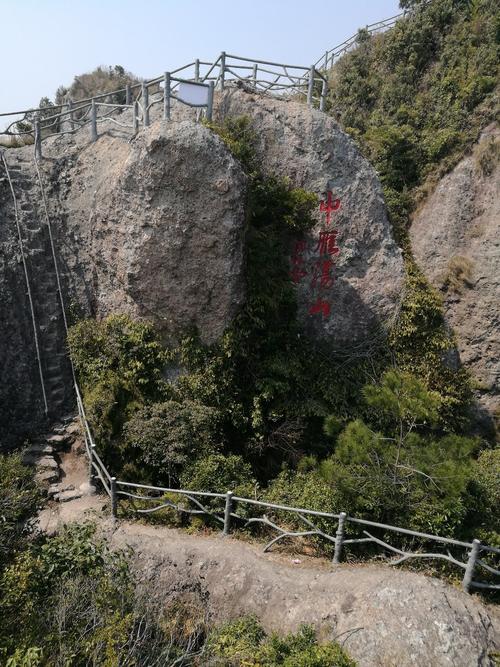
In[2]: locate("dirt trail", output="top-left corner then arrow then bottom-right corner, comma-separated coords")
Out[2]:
38,447 -> 500,667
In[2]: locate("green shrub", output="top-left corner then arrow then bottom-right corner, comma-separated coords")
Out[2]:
0,454 -> 41,570
68,314 -> 169,462
207,617 -> 356,666
124,400 -> 222,485
181,454 -> 256,498
0,522 -> 205,665
68,314 -> 167,397
320,370 -> 478,535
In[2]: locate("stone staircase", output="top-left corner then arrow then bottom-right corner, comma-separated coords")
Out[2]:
3,157 -> 72,417
22,415 -> 91,502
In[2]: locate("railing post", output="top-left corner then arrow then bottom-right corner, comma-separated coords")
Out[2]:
67,98 -> 74,131
125,83 -> 132,105
307,65 -> 315,107
462,539 -> 481,593
253,63 -> 258,88
220,51 -> 226,91
88,443 -> 96,485
111,477 -> 118,519
223,491 -> 233,536
90,99 -> 98,141
320,79 -> 328,112
133,101 -> 139,134
142,83 -> 150,127
194,59 -> 200,82
206,81 -> 214,122
324,50 -> 328,70
163,72 -> 171,121
333,512 -> 347,564
34,120 -> 42,160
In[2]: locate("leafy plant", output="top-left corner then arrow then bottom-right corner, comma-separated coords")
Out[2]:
0,454 -> 41,571
207,616 -> 355,666
123,400 -> 221,485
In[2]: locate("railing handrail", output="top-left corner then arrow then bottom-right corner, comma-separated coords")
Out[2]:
1,53 -> 326,133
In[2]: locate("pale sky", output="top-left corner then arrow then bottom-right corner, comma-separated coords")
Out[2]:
0,0 -> 400,114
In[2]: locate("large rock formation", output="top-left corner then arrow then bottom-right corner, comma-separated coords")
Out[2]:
1,89 -> 405,442
216,89 -> 405,344
108,522 -> 500,667
44,120 -> 247,344
411,124 -> 499,429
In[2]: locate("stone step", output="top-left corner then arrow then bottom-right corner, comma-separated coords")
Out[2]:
22,452 -> 58,469
44,432 -> 72,447
54,488 -> 83,503
23,443 -> 54,456
35,468 -> 59,486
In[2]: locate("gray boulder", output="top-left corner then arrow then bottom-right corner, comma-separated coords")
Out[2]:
47,120 -> 248,345
411,124 -> 500,427
215,89 -> 405,344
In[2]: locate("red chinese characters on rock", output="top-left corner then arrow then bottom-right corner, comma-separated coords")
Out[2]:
315,230 -> 340,257
308,191 -> 341,319
289,190 -> 342,320
319,190 -> 341,226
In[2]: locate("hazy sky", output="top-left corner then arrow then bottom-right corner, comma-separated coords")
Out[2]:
0,0 -> 400,114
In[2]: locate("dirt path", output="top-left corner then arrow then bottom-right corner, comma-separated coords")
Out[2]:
38,446 -> 500,667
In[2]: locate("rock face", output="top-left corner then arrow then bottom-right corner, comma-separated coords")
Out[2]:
411,125 -> 499,428
46,120 -> 247,344
1,90 -> 404,441
108,522 -> 500,667
216,89 -> 405,344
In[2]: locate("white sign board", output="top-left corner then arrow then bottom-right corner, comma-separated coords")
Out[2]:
177,82 -> 209,107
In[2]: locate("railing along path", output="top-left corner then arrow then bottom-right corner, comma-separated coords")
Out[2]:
1,52 -> 328,158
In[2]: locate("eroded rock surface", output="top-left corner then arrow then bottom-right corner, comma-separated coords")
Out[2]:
47,120 -> 247,344
411,125 -> 500,428
1,90 -> 404,439
106,522 -> 499,667
215,89 -> 405,344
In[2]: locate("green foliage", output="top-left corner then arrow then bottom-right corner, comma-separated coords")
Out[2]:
389,265 -> 473,431
0,523 -> 205,665
181,453 -> 256,497
467,448 -> 500,545
68,314 -> 167,395
362,368 -> 441,427
329,0 -> 499,238
207,616 -> 355,666
0,454 -> 41,570
123,400 -> 221,484
320,371 -> 478,534
68,314 -> 168,447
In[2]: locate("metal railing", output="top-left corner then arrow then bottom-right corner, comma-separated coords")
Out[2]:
63,389 -> 500,595
1,52 -> 327,158
103,474 -> 500,594
315,11 -> 406,71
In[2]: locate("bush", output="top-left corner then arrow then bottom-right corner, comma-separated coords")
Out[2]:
124,400 -> 222,485
207,616 -> 356,666
0,454 -> 41,570
181,453 -> 257,498
319,370 -> 478,535
0,523 -> 205,665
68,314 -> 169,458
55,65 -> 139,107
